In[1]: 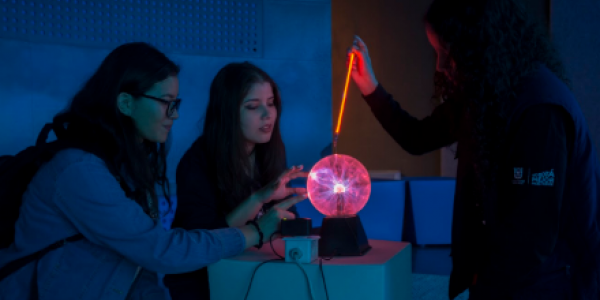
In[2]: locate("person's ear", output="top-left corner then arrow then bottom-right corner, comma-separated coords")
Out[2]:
117,92 -> 135,116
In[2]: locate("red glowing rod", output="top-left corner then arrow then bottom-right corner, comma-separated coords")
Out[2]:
335,53 -> 355,135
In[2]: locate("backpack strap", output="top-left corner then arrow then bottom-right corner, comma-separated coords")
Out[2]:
0,234 -> 84,282
35,123 -> 55,147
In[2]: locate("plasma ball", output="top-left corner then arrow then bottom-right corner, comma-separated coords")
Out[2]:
333,184 -> 345,194
307,154 -> 371,217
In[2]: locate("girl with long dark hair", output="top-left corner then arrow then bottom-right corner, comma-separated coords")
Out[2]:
164,62 -> 307,299
349,0 -> 599,299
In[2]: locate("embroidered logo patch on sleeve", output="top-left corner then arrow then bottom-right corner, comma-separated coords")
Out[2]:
513,167 -> 525,184
531,169 -> 555,187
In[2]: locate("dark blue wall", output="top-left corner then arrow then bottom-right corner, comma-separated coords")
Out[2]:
0,0 -> 332,192
552,0 -> 600,158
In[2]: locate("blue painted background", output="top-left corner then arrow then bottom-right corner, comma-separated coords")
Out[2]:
551,0 -> 600,159
0,0 -> 332,195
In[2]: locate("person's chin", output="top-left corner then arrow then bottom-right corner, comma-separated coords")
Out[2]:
252,136 -> 272,144
154,133 -> 169,144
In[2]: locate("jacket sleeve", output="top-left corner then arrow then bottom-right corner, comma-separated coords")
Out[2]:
363,84 -> 460,155
53,154 -> 245,275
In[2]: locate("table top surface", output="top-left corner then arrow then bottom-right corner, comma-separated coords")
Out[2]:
222,239 -> 410,266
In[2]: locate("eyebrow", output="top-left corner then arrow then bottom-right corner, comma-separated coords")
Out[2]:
243,96 -> 275,103
160,93 -> 178,99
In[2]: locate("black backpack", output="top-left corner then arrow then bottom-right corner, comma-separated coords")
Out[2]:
0,123 -> 132,281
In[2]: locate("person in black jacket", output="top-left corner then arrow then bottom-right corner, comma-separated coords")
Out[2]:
349,0 -> 600,299
163,62 -> 307,299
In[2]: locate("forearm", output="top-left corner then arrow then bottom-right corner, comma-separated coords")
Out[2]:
54,159 -> 246,275
239,224 -> 261,250
226,194 -> 263,227
363,84 -> 457,154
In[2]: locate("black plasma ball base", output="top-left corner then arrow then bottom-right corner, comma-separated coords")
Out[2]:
318,215 -> 371,257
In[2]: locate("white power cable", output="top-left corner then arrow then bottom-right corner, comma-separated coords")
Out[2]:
290,248 -> 316,300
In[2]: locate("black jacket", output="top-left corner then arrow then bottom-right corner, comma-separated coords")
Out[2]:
163,137 -> 297,299
364,65 -> 600,299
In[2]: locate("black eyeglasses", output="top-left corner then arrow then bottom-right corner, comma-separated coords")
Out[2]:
136,94 -> 182,118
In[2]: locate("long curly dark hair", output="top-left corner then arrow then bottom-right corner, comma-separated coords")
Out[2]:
425,0 -> 569,192
202,62 -> 286,211
53,42 -> 178,216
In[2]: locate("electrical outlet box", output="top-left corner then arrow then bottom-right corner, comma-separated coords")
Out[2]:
282,236 -> 320,264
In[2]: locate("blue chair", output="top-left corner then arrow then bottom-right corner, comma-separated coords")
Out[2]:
405,177 -> 455,245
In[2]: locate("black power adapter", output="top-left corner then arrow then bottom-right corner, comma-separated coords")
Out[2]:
281,218 -> 312,237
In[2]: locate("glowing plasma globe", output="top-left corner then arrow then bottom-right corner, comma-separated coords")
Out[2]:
307,154 -> 371,217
